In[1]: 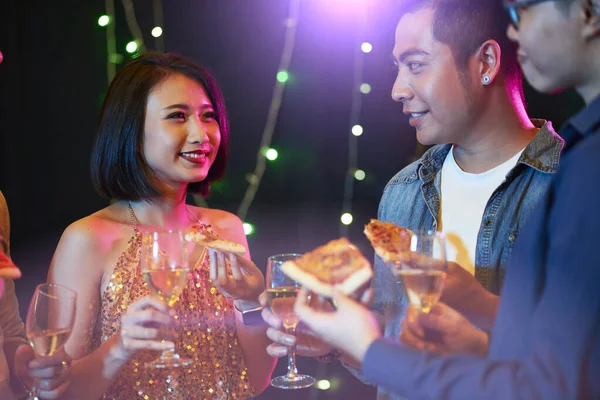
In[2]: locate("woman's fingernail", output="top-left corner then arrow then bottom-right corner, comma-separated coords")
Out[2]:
277,348 -> 288,357
284,336 -> 295,346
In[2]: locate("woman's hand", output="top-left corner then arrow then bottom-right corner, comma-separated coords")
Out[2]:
258,291 -> 333,358
14,344 -> 71,399
208,249 -> 265,302
114,296 -> 175,361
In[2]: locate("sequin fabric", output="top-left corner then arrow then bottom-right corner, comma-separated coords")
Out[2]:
90,226 -> 254,400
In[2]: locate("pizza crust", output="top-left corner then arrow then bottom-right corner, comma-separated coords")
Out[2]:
372,246 -> 410,264
364,219 -> 412,264
281,259 -> 372,297
203,239 -> 246,255
185,227 -> 246,255
0,266 -> 21,279
279,238 -> 372,298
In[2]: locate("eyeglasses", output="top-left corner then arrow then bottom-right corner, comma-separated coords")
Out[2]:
503,0 -> 554,29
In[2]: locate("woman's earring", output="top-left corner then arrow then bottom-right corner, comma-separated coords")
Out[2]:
483,76 -> 491,85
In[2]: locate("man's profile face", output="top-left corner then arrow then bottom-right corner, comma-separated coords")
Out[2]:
391,7 -> 477,146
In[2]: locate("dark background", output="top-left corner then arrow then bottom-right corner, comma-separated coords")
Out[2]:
0,0 -> 584,398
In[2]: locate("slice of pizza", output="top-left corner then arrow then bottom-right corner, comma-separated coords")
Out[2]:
280,238 -> 372,297
202,239 -> 246,255
364,219 -> 412,264
0,252 -> 21,279
185,224 -> 246,255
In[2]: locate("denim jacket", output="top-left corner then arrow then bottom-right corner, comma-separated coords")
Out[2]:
348,120 -> 564,400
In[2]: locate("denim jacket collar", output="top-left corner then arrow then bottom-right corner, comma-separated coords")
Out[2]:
409,119 -> 563,183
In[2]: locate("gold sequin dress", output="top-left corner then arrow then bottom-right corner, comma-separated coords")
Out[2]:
90,225 -> 255,400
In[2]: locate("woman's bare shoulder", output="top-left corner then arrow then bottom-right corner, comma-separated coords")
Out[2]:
50,203 -> 134,281
60,204 -> 129,247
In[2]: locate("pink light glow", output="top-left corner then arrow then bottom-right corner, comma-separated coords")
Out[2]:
307,0 -> 369,18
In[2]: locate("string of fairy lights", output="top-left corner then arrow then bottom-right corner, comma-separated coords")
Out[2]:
96,1 -> 374,247
339,6 -> 371,238
236,0 -> 301,234
239,2 -> 374,240
97,0 -> 163,83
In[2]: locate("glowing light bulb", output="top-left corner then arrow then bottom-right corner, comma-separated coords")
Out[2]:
265,148 -> 278,161
98,15 -> 110,27
316,380 -> 331,390
341,213 -> 353,225
243,223 -> 255,236
151,26 -> 163,38
277,70 -> 289,83
126,41 -> 138,54
352,125 -> 363,136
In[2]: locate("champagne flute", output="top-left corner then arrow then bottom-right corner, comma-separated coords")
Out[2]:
398,230 -> 447,313
140,229 -> 192,369
25,283 -> 77,400
266,254 -> 316,390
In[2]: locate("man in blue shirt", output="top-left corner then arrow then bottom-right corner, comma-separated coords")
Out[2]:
294,0 -> 600,398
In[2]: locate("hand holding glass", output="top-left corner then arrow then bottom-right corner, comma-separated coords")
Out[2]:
25,283 -> 77,400
266,254 -> 315,390
140,229 -> 191,369
398,230 -> 447,313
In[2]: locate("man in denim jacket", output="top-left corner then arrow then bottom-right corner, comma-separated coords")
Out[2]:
346,1 -> 564,397
260,0 -> 564,398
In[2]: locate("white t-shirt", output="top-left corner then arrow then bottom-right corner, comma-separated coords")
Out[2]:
439,146 -> 524,275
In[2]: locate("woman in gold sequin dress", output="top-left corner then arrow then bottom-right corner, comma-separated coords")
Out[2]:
46,52 -> 276,399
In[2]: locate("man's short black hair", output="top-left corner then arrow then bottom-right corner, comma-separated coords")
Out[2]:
398,0 -> 523,90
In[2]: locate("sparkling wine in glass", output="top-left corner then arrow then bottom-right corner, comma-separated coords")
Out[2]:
140,229 -> 192,369
267,254 -> 315,390
398,230 -> 447,313
26,283 -> 77,400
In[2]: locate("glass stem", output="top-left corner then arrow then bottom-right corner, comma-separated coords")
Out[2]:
28,378 -> 40,400
161,347 -> 176,360
162,303 -> 177,360
285,324 -> 299,380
